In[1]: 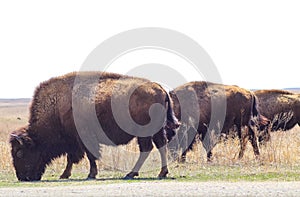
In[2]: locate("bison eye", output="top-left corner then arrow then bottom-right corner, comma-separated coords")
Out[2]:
16,150 -> 24,158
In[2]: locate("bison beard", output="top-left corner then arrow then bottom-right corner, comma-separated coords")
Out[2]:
10,72 -> 179,181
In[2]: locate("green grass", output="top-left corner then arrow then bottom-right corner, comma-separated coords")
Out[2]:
1,163 -> 300,188
175,165 -> 300,182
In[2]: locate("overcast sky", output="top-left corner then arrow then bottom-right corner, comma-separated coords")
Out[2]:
0,1 -> 300,98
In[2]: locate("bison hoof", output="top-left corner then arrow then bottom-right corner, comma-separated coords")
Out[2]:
178,157 -> 186,163
158,175 -> 167,179
158,167 -> 168,179
87,173 -> 97,180
123,175 -> 134,180
123,172 -> 139,180
86,176 -> 96,180
59,173 -> 71,179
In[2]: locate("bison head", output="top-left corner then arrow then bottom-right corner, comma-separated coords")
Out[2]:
10,127 -> 44,181
250,115 -> 271,145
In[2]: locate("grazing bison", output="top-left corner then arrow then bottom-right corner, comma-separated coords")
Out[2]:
167,81 -> 270,162
10,72 -> 179,181
254,89 -> 300,131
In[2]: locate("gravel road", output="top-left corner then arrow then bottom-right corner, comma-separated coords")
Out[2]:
1,181 -> 300,196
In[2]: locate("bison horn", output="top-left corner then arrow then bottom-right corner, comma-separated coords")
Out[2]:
10,134 -> 23,145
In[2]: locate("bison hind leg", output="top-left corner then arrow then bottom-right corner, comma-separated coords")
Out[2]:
123,172 -> 139,180
124,152 -> 150,179
157,148 -> 169,178
124,137 -> 153,179
86,151 -> 98,179
153,129 -> 169,178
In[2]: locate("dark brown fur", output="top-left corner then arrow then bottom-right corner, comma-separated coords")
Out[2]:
255,89 -> 300,131
167,81 -> 269,162
10,72 -> 179,181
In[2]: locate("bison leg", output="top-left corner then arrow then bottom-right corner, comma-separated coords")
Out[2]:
179,150 -> 188,163
86,151 -> 98,179
201,128 -> 216,162
248,127 -> 260,157
153,130 -> 169,178
207,151 -> 213,162
60,155 -> 73,179
157,146 -> 169,178
237,126 -> 249,159
124,137 -> 153,180
167,134 -> 180,161
179,128 -> 197,163
124,152 -> 151,179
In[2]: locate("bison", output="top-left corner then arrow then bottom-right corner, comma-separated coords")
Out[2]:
10,72 -> 179,181
254,89 -> 300,131
167,81 -> 270,162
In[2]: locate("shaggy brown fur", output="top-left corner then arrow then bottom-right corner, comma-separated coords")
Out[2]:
10,72 -> 179,181
255,89 -> 300,131
167,81 -> 269,162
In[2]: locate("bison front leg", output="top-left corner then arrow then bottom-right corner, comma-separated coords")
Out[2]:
60,155 -> 73,179
167,134 -> 180,162
124,137 -> 153,180
124,151 -> 151,179
201,128 -> 216,162
248,127 -> 260,158
179,128 -> 197,163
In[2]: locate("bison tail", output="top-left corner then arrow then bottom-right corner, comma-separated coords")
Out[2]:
251,93 -> 259,118
165,92 -> 180,130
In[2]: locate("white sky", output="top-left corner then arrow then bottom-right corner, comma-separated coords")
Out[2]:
0,0 -> 300,98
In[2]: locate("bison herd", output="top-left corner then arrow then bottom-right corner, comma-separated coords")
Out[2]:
9,72 -> 300,181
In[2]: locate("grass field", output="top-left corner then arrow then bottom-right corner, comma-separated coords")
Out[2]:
0,99 -> 300,188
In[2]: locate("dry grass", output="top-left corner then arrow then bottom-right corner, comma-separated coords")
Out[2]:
0,103 -> 29,172
1,100 -> 300,181
183,127 -> 300,165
